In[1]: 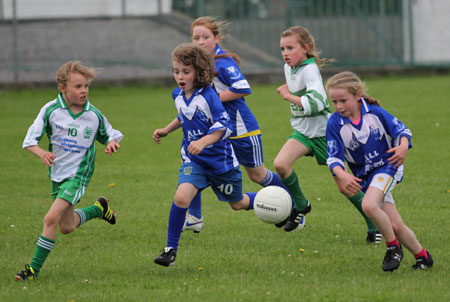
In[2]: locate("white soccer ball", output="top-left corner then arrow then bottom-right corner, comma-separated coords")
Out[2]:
254,186 -> 292,224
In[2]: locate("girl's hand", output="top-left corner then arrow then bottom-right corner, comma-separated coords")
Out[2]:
387,144 -> 408,168
276,84 -> 290,100
105,140 -> 120,156
187,130 -> 223,155
153,128 -> 168,144
335,171 -> 362,195
40,151 -> 56,167
387,136 -> 409,168
187,140 -> 206,155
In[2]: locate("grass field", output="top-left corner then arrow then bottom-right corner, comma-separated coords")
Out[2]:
1,74 -> 449,302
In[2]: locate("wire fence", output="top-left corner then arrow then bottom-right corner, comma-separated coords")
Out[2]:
173,0 -> 450,67
1,0 -> 449,85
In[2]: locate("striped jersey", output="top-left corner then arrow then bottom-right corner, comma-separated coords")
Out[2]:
22,93 -> 124,185
173,85 -> 238,174
284,58 -> 330,138
326,99 -> 412,181
213,45 -> 260,138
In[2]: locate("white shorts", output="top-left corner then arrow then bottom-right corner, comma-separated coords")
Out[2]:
368,173 -> 397,205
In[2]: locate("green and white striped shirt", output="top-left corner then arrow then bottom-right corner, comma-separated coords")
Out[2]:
23,93 -> 124,185
284,58 -> 330,138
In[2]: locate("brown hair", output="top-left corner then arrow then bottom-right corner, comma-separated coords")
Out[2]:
172,43 -> 215,88
56,60 -> 100,87
191,16 -> 241,65
325,71 -> 381,106
281,26 -> 335,69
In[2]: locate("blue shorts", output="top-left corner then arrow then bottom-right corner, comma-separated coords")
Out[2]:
178,162 -> 244,202
230,134 -> 264,168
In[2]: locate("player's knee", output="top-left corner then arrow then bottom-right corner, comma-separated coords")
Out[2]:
43,212 -> 59,228
273,159 -> 288,176
229,201 -> 245,211
58,219 -> 76,234
247,171 -> 265,184
59,225 -> 74,235
361,202 -> 377,217
173,197 -> 190,208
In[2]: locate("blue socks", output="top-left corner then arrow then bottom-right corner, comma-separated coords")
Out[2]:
259,169 -> 284,188
167,202 -> 188,251
188,192 -> 202,219
245,192 -> 256,210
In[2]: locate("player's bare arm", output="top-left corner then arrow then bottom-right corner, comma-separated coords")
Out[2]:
276,84 -> 303,107
332,165 -> 362,195
219,90 -> 249,102
26,145 -> 56,167
153,118 -> 181,144
187,130 -> 224,155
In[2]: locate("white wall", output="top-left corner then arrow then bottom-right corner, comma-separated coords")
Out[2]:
404,0 -> 450,64
2,0 -> 172,19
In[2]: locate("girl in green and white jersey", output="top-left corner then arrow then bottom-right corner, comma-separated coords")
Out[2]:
273,27 -> 380,243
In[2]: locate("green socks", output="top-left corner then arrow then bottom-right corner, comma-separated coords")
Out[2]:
348,192 -> 378,231
282,170 -> 308,211
30,235 -> 55,276
75,205 -> 102,226
29,203 -> 103,276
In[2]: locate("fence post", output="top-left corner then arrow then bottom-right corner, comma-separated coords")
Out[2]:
379,0 -> 387,61
12,0 -> 18,82
197,0 -> 204,18
157,0 -> 162,15
407,0 -> 414,65
121,0 -> 126,18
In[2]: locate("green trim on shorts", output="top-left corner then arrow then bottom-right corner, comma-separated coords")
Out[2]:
288,130 -> 327,165
51,178 -> 86,205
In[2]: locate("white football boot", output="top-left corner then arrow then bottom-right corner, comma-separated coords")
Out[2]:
182,214 -> 204,233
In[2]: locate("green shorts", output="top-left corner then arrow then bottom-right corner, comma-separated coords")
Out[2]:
51,178 -> 86,205
289,131 -> 327,165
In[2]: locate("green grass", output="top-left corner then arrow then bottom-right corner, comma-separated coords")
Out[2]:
1,74 -> 449,302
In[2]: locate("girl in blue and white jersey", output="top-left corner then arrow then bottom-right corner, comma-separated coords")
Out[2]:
326,71 -> 433,272
153,43 -> 256,267
182,16 -> 287,233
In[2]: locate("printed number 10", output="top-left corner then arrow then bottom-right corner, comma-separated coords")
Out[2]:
68,128 -> 77,137
217,183 -> 233,195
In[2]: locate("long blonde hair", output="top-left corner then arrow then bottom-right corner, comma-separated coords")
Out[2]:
191,16 -> 241,65
281,26 -> 335,69
325,71 -> 381,106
